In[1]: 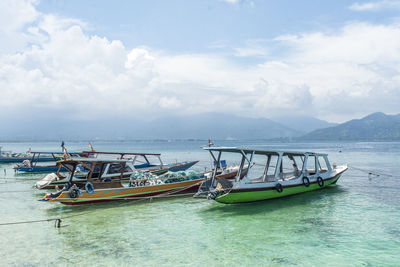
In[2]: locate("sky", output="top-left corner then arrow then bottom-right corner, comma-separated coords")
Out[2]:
1,0 -> 400,123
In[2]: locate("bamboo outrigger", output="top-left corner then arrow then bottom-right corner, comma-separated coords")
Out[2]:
197,147 -> 348,204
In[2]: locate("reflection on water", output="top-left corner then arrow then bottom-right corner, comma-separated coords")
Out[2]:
0,141 -> 399,266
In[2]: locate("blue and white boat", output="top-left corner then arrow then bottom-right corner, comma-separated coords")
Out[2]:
14,151 -> 93,173
0,147 -> 54,163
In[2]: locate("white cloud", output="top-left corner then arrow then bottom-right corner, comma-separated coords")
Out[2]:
219,0 -> 255,7
220,0 -> 240,4
1,1 -> 400,123
349,0 -> 400,11
234,40 -> 270,57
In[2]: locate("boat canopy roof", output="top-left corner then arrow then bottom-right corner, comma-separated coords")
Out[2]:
81,151 -> 161,156
30,150 -> 85,154
57,157 -> 129,165
204,146 -> 328,156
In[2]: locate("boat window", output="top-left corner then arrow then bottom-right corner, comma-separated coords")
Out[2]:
247,154 -> 268,182
292,155 -> 304,170
266,155 -> 278,178
124,165 -> 133,172
91,163 -> 105,178
306,155 -> 316,175
318,156 -> 329,173
279,155 -> 302,180
107,163 -> 124,174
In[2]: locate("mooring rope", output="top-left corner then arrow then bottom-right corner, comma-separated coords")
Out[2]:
0,181 -> 202,228
348,165 -> 396,178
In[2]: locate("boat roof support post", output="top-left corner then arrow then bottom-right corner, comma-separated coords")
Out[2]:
132,155 -> 138,166
302,154 -> 309,176
262,155 -> 271,182
209,150 -> 217,164
87,162 -> 97,181
242,150 -> 255,182
211,151 -> 222,188
274,153 -> 283,181
323,155 -> 332,171
120,162 -> 126,180
56,165 -> 62,177
235,151 -> 247,183
157,155 -> 163,168
32,153 -> 38,167
68,164 -> 77,182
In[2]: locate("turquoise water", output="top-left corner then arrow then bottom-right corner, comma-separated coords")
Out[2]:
0,141 -> 399,266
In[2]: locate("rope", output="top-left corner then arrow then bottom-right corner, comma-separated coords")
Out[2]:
348,165 -> 395,178
0,181 -> 202,227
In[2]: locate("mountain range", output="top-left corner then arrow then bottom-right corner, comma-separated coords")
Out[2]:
0,112 -> 399,141
299,112 -> 400,141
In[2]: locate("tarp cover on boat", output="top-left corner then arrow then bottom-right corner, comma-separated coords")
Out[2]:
35,173 -> 59,189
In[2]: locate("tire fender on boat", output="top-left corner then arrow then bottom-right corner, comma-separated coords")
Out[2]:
85,182 -> 94,194
317,177 -> 324,187
69,187 -> 80,198
302,176 -> 310,187
275,183 -> 283,193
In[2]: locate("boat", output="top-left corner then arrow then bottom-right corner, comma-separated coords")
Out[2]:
35,152 -> 155,189
39,158 -> 205,205
197,147 -> 348,204
83,151 -> 199,175
14,151 -> 93,173
0,147 -> 55,163
35,152 -> 199,189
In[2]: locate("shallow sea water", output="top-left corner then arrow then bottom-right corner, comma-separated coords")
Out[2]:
0,141 -> 399,266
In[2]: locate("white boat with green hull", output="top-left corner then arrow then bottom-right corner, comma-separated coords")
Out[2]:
199,147 -> 347,204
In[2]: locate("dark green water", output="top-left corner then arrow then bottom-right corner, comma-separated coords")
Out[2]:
0,141 -> 399,266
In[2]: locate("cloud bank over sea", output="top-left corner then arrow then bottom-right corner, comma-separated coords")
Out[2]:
1,0 -> 400,123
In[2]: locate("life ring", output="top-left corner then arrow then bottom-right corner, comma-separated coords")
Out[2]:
275,183 -> 283,193
85,182 -> 94,193
302,176 -> 310,187
69,188 -> 80,198
317,177 -> 324,187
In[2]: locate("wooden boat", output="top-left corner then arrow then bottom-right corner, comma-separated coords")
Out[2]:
35,152 -> 198,189
198,147 -> 348,204
39,158 -> 204,205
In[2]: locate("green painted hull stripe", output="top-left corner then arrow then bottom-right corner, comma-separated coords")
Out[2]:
60,179 -> 202,203
215,175 -> 341,204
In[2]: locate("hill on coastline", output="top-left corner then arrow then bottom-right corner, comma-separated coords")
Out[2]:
270,115 -> 337,134
299,112 -> 400,141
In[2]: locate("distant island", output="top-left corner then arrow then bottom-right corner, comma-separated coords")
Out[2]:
0,112 -> 399,141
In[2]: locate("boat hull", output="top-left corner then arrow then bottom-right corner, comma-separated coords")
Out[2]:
47,178 -> 203,205
215,173 -> 343,204
16,166 -> 66,173
0,157 -> 55,163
